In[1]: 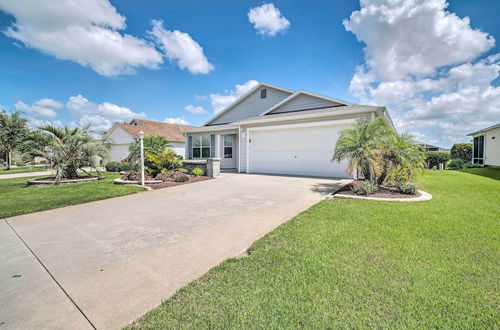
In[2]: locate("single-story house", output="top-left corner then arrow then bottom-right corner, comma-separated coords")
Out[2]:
467,123 -> 500,167
183,82 -> 395,178
414,141 -> 449,152
104,119 -> 194,162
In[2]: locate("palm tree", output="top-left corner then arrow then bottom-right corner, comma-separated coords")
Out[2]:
0,110 -> 29,169
26,125 -> 110,184
128,135 -> 172,163
375,133 -> 425,184
333,118 -> 390,180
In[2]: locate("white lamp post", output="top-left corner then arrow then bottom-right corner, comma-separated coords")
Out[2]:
139,130 -> 145,186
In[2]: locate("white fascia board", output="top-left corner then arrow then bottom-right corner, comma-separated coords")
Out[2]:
183,124 -> 238,134
202,82 -> 294,126
259,90 -> 354,116
467,123 -> 500,136
236,107 -> 380,126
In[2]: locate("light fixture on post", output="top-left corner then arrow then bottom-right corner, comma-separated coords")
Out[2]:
139,130 -> 145,186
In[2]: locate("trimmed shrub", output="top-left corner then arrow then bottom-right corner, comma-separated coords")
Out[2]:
171,172 -> 190,182
424,151 -> 450,169
450,143 -> 472,163
465,162 -> 482,168
120,171 -> 153,181
396,182 -> 418,195
447,158 -> 465,169
106,161 -> 138,172
352,181 -> 378,195
192,167 -> 204,176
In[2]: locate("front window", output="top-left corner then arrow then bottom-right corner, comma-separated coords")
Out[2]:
473,135 -> 484,164
223,135 -> 233,158
192,135 -> 211,158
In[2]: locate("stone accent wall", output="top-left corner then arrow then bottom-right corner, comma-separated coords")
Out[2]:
183,158 -> 220,177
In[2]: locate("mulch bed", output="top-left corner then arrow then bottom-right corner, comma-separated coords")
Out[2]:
145,175 -> 212,190
335,180 -> 421,199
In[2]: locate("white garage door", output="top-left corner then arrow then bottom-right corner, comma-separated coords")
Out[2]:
248,123 -> 351,178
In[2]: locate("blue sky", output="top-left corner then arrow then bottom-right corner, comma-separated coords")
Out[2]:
0,0 -> 498,147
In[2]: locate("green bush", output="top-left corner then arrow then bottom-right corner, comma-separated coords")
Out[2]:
396,182 -> 418,195
465,162 -> 482,168
192,167 -> 204,176
450,143 -> 472,163
447,158 -> 465,169
352,181 -> 378,195
424,151 -> 450,169
176,168 -> 188,173
172,172 -> 190,182
106,161 -> 138,172
145,148 -> 183,176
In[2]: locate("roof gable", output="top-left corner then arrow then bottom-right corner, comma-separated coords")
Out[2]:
262,90 -> 352,115
204,82 -> 293,126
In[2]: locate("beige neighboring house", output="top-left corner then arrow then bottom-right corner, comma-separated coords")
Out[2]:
104,119 -> 195,162
467,123 -> 500,167
183,82 -> 395,178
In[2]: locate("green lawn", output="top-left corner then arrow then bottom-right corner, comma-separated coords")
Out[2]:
0,173 -> 145,218
0,166 -> 49,175
128,169 -> 500,329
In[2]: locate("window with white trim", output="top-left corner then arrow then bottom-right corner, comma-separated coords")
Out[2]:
192,135 -> 211,158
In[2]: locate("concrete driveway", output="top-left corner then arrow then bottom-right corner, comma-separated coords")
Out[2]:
1,173 -> 349,329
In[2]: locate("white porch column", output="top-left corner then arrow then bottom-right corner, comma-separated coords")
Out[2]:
214,134 -> 221,158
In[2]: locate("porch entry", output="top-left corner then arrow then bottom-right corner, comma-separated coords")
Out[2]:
220,134 -> 237,169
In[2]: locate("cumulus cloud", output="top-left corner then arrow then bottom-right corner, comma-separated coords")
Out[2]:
344,0 -> 498,147
185,104 -> 207,114
149,20 -> 214,74
210,80 -> 259,113
0,0 -> 164,76
248,3 -> 290,37
164,116 -> 188,125
14,98 -> 63,119
65,94 -> 145,132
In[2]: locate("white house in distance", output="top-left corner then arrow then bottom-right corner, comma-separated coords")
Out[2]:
414,141 -> 448,152
468,123 -> 500,167
183,82 -> 395,178
104,119 -> 194,162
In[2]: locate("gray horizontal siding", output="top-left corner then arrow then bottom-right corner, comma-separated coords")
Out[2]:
209,87 -> 291,125
269,94 -> 342,114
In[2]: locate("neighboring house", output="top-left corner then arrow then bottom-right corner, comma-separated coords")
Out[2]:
104,119 -> 194,162
467,123 -> 500,167
414,141 -> 449,152
183,82 -> 395,178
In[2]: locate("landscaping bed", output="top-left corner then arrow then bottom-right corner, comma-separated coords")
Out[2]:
335,180 -> 422,199
146,174 -> 212,189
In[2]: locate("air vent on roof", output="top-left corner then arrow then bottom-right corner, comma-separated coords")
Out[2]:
260,89 -> 267,99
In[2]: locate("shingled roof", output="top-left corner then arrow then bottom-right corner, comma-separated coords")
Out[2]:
116,119 -> 195,142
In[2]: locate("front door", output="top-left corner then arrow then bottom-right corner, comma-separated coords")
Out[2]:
220,135 -> 237,169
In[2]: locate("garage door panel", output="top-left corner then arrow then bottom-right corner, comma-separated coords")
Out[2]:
248,124 -> 351,178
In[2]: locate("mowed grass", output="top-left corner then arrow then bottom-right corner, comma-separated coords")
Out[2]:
0,166 -> 49,175
0,173 -> 145,218
129,169 -> 500,329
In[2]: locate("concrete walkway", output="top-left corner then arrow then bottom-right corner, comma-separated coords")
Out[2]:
1,173 -> 349,329
0,170 -> 54,179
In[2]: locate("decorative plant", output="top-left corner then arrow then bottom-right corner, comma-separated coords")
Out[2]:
144,147 -> 183,176
446,158 -> 465,170
396,182 -> 418,195
24,125 -> 110,184
352,180 -> 378,195
191,167 -> 204,176
128,135 -> 172,163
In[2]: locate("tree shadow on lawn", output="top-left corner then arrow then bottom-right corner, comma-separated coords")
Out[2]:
456,168 -> 500,181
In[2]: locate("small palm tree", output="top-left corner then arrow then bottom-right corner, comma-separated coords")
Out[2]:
375,133 -> 425,184
26,125 -> 110,184
128,135 -> 172,163
333,118 -> 389,180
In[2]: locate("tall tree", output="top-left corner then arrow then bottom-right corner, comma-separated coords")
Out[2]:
0,110 -> 29,169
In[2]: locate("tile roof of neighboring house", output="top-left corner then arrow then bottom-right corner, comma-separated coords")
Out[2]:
117,119 -> 195,142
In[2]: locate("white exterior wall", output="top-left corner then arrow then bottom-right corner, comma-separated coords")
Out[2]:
269,94 -> 342,114
171,141 -> 186,158
484,127 -> 500,166
209,87 -> 291,125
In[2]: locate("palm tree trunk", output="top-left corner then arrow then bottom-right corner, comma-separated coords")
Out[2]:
377,169 -> 387,185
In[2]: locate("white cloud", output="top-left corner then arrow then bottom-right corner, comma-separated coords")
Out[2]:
210,80 -> 259,113
0,0 -> 163,76
248,3 -> 290,37
185,104 -> 207,114
29,119 -> 63,129
164,116 -> 188,125
344,0 -> 498,147
14,98 -> 63,118
149,20 -> 214,74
